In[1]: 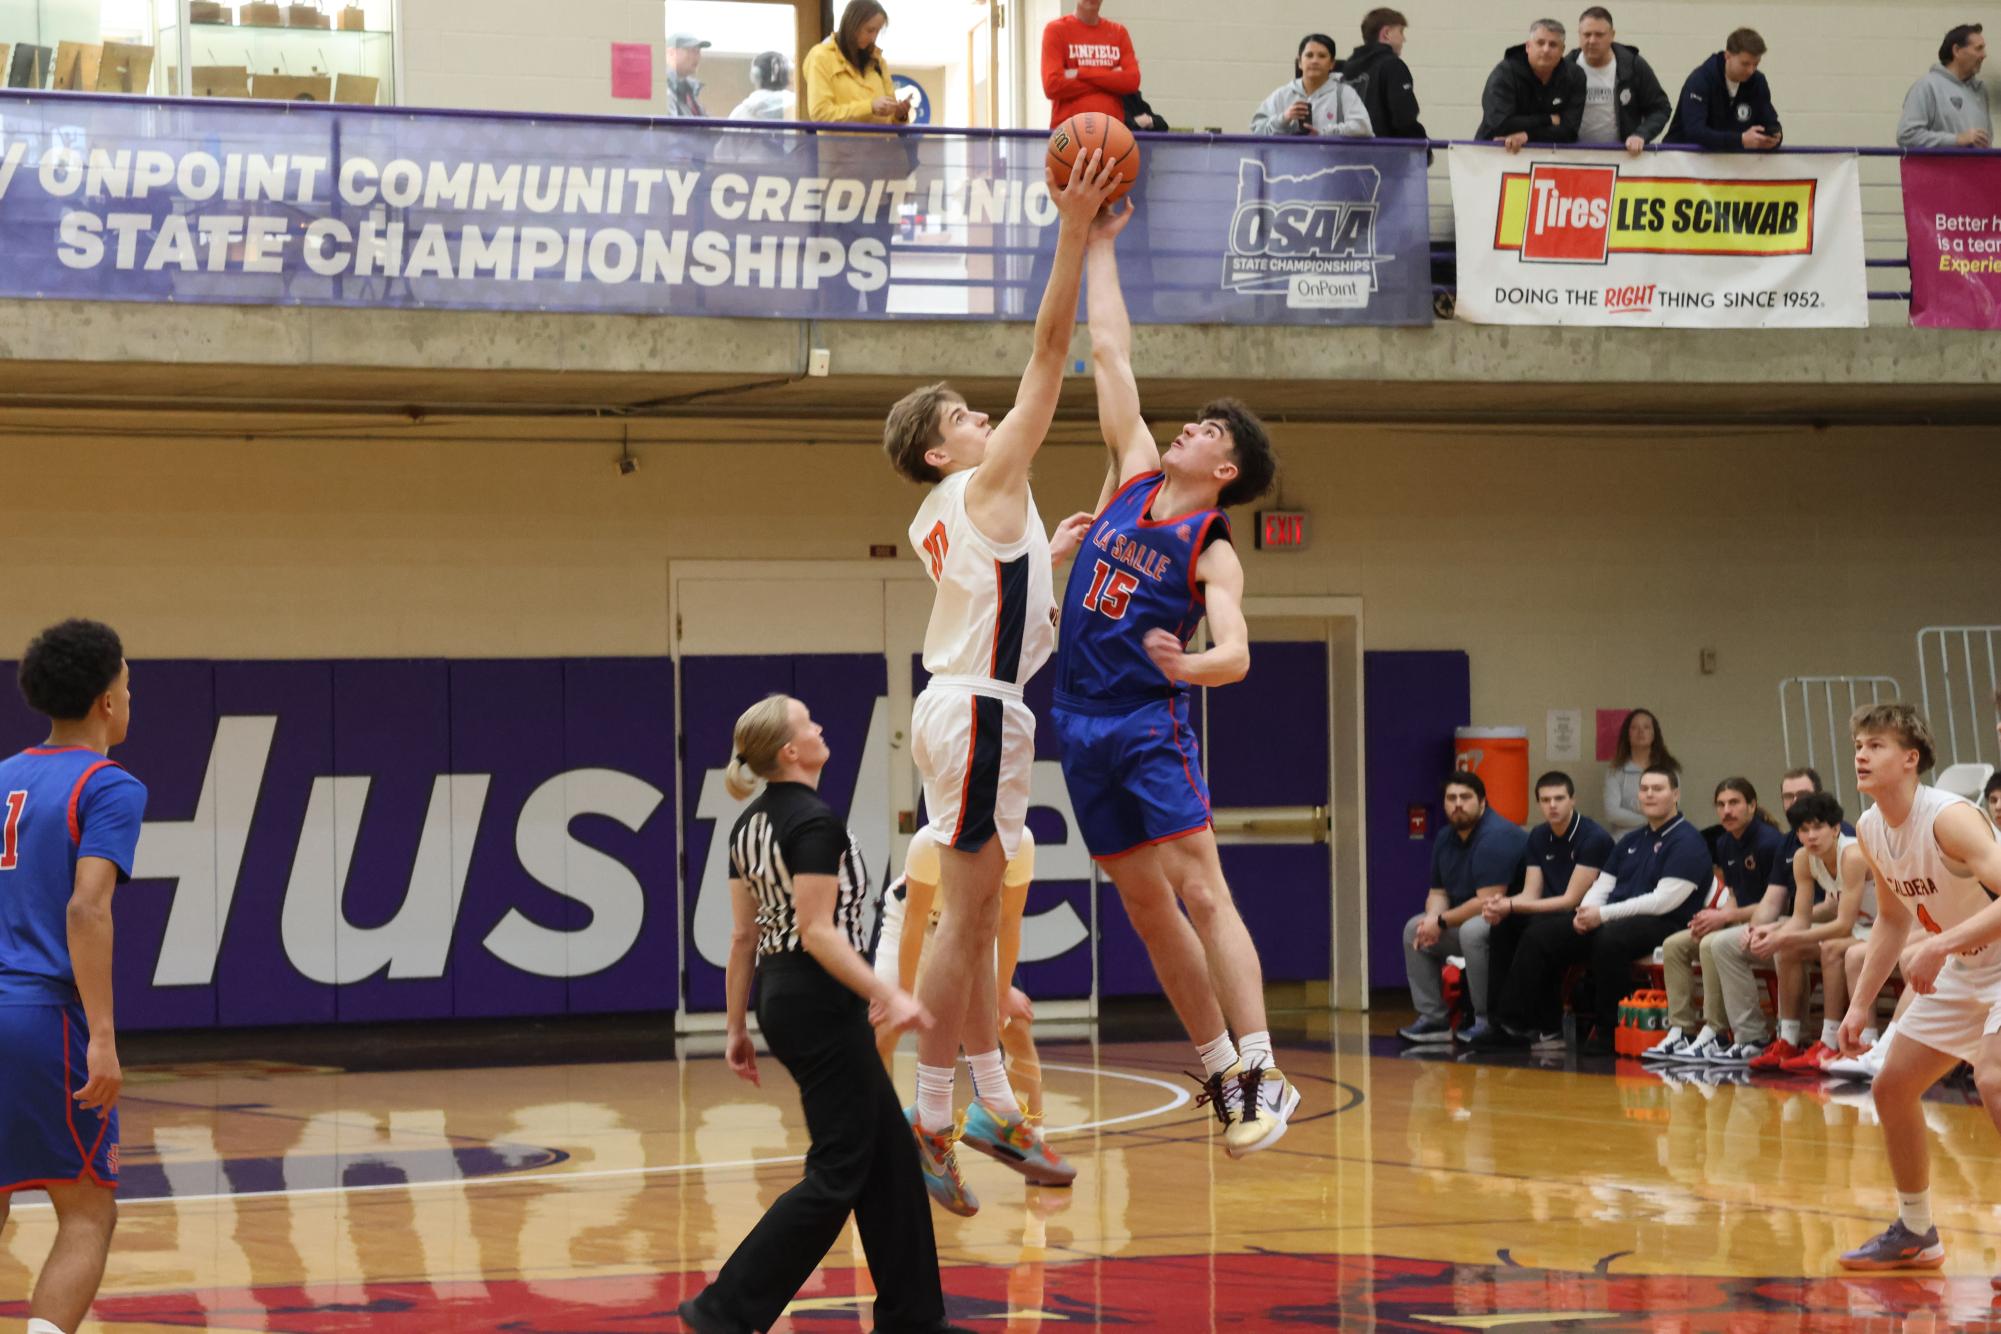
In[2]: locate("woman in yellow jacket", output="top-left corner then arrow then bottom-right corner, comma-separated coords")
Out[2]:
803,0 -> 912,313
803,0 -> 909,126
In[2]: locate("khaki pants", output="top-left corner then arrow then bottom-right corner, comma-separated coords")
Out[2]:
1663,924 -> 1770,1042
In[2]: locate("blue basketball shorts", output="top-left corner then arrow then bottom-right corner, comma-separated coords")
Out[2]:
0,1002 -> 119,1194
1051,691 -> 1213,860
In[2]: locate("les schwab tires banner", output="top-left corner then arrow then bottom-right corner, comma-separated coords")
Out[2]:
1448,146 -> 1867,327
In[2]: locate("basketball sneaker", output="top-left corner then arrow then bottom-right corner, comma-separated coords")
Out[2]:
1189,1065 -> 1244,1134
1747,1038 -> 1802,1072
1839,1219 -> 1945,1270
1396,1016 -> 1454,1044
1224,1062 -> 1301,1158
1709,1041 -> 1765,1068
1780,1040 -> 1836,1074
1825,1042 -> 1884,1082
905,1106 -> 979,1217
1668,1025 -> 1725,1063
961,1103 -> 1077,1186
1643,1026 -> 1690,1061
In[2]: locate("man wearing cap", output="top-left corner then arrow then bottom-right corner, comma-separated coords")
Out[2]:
667,32 -> 711,117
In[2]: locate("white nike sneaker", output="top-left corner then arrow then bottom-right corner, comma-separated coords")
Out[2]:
1668,1025 -> 1724,1064
1642,1026 -> 1689,1062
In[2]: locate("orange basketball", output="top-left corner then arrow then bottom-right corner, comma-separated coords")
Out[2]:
1047,112 -> 1140,202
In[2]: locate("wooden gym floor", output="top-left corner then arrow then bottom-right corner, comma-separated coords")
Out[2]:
4,1012 -> 2000,1332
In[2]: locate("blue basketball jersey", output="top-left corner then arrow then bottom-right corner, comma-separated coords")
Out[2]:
1055,471 -> 1231,707
0,747 -> 147,1007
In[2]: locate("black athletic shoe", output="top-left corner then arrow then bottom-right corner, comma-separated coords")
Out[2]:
677,1298 -> 749,1334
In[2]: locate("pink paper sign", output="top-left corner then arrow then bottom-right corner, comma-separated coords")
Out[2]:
611,42 -> 653,101
1904,155 -> 2001,329
1596,708 -> 1632,763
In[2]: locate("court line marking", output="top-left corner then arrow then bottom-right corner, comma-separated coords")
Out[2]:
7,1061 -> 1189,1212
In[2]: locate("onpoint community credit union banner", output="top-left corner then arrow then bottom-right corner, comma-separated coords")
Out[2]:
1902,154 -> 2001,329
1448,145 -> 1866,327
0,93 -> 1432,325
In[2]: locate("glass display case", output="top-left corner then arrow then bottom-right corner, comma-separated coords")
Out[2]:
3,0 -> 159,92
169,0 -> 392,103
0,0 -> 394,102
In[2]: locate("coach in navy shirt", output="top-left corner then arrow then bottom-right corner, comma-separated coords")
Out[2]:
1494,766 -> 1711,1054
1399,771 -> 1528,1045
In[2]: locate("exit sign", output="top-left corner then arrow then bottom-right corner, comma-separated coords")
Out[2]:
1255,510 -> 1308,551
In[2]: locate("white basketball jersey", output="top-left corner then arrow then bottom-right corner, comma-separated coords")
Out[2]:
907,468 -> 1054,686
1859,786 -> 1998,956
1809,834 -> 1874,926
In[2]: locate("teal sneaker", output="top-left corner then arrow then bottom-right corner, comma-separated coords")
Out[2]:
960,1101 -> 1077,1187
904,1106 -> 979,1217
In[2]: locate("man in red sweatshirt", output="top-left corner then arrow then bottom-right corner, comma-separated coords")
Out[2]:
1042,0 -> 1139,127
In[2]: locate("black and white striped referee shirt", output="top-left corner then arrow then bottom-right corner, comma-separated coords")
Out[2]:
729,781 -> 871,957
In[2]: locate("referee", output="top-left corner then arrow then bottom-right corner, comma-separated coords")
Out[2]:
679,694 -> 970,1334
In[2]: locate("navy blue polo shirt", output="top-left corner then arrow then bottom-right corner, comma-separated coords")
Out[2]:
1429,807 -> 1529,907
1769,821 -> 1857,898
1606,813 -> 1712,926
1715,818 -> 1787,906
1526,811 -> 1615,896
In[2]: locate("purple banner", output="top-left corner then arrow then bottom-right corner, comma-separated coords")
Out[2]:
0,91 -> 1432,325
1903,155 -> 2001,328
0,658 -> 677,1030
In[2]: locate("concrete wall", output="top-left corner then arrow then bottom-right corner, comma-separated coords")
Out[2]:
400,0 -> 665,116
1,422 -> 1990,825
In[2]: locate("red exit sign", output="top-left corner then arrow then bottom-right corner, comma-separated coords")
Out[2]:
1255,510 -> 1308,551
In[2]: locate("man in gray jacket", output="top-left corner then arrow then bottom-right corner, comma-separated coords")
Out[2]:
1899,24 -> 1991,148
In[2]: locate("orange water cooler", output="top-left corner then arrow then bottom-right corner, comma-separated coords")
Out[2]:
1453,726 -> 1529,825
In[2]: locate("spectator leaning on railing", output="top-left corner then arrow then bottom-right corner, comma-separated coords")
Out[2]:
1563,6 -> 1670,155
1667,28 -> 1782,151
1476,18 -> 1587,154
1252,33 -> 1373,137
1042,0 -> 1139,128
1898,24 -> 1991,149
1343,7 -> 1427,141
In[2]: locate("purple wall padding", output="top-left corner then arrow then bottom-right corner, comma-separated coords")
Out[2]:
0,657 -> 677,1031
1362,650 -> 1470,990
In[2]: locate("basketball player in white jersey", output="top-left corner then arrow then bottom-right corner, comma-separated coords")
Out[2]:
879,149 -> 1121,1216
1835,704 -> 2001,1274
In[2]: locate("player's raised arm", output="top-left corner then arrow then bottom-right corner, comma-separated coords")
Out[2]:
1142,538 -> 1250,689
966,152 -> 1119,517
1086,203 -> 1161,489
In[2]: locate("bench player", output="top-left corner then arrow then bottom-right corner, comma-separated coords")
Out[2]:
1835,703 -> 2001,1276
879,148 -> 1120,1214
1047,201 -> 1296,1156
0,620 -> 148,1334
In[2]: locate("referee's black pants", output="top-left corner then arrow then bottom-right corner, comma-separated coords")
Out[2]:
688,952 -> 945,1334
1494,912 -> 1682,1039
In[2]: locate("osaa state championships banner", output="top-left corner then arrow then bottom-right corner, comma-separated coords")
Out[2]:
0,93 -> 1432,325
1448,146 -> 1867,327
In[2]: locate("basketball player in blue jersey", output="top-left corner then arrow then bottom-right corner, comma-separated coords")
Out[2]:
0,619 -> 148,1334
880,150 -> 1121,1215
1050,202 -> 1298,1156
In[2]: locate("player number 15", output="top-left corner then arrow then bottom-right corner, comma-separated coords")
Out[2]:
1082,560 -> 1139,620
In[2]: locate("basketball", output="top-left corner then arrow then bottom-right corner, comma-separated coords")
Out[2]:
1047,112 -> 1140,202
